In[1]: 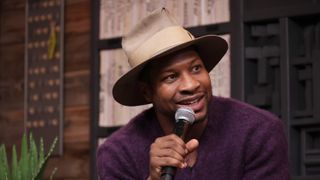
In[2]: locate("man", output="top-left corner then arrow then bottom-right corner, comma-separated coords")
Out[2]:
97,8 -> 289,180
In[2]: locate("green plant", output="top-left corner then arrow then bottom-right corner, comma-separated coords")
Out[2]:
0,133 -> 58,180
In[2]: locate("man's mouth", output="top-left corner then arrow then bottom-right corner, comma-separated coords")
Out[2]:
176,94 -> 208,120
177,94 -> 205,111
179,98 -> 201,105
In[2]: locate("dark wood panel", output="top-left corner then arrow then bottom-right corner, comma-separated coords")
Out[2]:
1,0 -> 25,11
0,81 -> 24,110
65,34 -> 90,72
66,0 -> 90,6
64,70 -> 90,107
0,1 -> 25,44
0,44 -> 24,79
0,0 -> 91,179
44,153 -> 90,179
0,44 -> 24,66
0,0 -> 25,151
0,70 -> 91,111
0,25 -> 25,45
64,106 -> 90,152
65,0 -> 90,34
0,109 -> 24,147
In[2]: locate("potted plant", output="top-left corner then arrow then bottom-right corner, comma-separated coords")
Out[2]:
0,133 -> 57,180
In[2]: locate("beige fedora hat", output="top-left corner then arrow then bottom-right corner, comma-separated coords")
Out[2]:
112,7 -> 228,106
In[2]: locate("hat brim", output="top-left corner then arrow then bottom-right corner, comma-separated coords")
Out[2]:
112,35 -> 228,106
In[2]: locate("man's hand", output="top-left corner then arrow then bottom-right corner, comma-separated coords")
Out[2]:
148,134 -> 199,180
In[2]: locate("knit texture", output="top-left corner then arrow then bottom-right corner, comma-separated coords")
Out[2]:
97,97 -> 290,180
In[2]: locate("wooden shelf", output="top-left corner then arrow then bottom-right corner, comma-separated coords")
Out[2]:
97,126 -> 122,138
244,2 -> 320,22
291,118 -> 319,127
98,37 -> 122,50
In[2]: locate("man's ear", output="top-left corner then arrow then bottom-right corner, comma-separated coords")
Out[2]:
138,82 -> 152,102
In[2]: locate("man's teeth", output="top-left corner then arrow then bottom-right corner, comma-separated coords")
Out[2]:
183,99 -> 198,105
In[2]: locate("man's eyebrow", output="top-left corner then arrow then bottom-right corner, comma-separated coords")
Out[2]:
157,57 -> 200,73
158,68 -> 175,74
190,57 -> 201,63
185,57 -> 202,66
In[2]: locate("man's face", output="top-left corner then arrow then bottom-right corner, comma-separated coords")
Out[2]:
144,49 -> 212,123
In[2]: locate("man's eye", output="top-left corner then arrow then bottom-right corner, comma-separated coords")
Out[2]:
163,74 -> 177,83
192,65 -> 202,73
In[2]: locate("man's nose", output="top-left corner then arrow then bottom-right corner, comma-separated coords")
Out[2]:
178,73 -> 200,93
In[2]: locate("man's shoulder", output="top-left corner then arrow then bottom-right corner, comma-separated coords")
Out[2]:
211,96 -> 281,126
98,107 -> 156,151
209,97 -> 286,148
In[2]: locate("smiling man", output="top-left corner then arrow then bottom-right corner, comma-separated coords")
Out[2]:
97,8 -> 290,180
140,48 -> 211,133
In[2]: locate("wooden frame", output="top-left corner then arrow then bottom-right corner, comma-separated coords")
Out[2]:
25,0 -> 65,156
231,0 -> 320,179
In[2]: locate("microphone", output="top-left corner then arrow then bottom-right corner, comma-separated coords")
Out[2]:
161,107 -> 196,180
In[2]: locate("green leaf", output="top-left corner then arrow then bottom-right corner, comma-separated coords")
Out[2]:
19,133 -> 30,180
0,145 -> 5,180
0,145 -> 9,180
11,145 -> 21,180
49,167 -> 58,180
29,133 -> 38,177
38,138 -> 44,168
34,137 -> 58,180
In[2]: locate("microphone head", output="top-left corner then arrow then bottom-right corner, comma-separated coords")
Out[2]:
175,107 -> 195,124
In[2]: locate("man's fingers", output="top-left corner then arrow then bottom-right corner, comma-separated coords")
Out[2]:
185,139 -> 199,153
154,134 -> 185,147
151,135 -> 187,157
150,156 -> 186,169
149,134 -> 192,179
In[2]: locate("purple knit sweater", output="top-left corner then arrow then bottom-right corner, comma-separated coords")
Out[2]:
97,97 -> 290,180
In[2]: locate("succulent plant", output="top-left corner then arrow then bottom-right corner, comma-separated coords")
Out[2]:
0,133 -> 57,180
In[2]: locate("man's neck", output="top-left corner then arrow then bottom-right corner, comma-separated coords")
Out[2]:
185,118 -> 208,141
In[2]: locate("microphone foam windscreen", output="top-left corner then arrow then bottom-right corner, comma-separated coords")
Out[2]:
175,107 -> 195,124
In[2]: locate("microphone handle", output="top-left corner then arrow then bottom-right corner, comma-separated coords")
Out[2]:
161,166 -> 176,180
175,120 -> 188,139
161,120 -> 190,180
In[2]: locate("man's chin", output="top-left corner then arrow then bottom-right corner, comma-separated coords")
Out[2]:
193,112 -> 207,124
